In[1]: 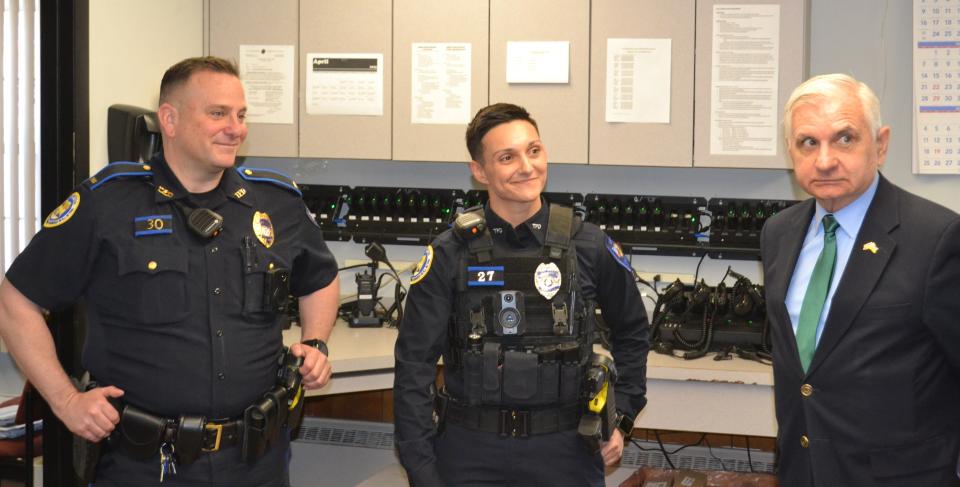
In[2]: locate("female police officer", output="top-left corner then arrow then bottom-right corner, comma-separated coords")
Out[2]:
394,103 -> 649,486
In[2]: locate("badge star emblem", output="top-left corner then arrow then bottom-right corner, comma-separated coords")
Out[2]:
862,241 -> 879,254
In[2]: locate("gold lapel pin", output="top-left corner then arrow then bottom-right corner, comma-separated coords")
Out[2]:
862,241 -> 879,254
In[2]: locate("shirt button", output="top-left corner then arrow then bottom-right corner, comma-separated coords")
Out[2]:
216,329 -> 224,337
218,372 -> 226,380
800,435 -> 810,448
800,384 -> 814,397
213,287 -> 222,295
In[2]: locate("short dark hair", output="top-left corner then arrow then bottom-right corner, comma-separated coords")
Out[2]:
159,56 -> 240,104
465,103 -> 539,162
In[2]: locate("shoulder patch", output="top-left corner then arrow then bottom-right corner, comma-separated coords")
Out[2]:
43,192 -> 81,228
85,162 -> 153,190
605,236 -> 633,273
236,166 -> 302,196
410,245 -> 435,285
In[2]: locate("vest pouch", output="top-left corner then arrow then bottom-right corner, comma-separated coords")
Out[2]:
540,360 -> 560,403
560,363 -> 581,403
463,350 -> 484,405
502,351 -> 539,405
481,342 -> 501,404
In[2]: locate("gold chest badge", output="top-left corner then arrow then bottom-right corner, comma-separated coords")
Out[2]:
253,211 -> 275,248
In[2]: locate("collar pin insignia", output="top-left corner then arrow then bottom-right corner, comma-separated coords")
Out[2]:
862,241 -> 879,254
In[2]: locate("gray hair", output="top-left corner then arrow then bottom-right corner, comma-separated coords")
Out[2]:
783,73 -> 882,141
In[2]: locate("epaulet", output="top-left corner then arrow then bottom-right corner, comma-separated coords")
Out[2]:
236,166 -> 302,196
84,162 -> 153,190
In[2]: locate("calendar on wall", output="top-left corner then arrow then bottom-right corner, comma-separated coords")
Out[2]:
914,0 -> 960,174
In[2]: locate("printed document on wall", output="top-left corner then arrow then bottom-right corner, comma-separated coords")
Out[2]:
912,0 -> 960,174
709,4 -> 780,156
506,41 -> 570,84
605,38 -> 672,123
239,45 -> 295,124
411,43 -> 472,124
306,53 -> 384,116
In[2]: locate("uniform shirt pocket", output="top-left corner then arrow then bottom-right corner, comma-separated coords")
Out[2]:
115,244 -> 189,324
242,246 -> 290,320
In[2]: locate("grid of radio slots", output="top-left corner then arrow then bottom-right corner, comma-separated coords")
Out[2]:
301,184 -> 798,258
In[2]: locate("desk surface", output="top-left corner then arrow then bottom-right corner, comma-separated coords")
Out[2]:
646,351 -> 773,386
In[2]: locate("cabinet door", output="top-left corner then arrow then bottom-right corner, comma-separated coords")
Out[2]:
693,0 -> 809,169
300,0 -> 392,160
489,0 -> 589,164
589,0 -> 696,167
209,0 -> 298,157
393,0 -> 489,163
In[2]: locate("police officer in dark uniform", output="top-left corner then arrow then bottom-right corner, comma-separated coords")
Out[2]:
394,103 -> 649,486
0,56 -> 339,486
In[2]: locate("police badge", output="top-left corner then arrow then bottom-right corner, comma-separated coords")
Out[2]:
252,211 -> 275,248
534,262 -> 562,300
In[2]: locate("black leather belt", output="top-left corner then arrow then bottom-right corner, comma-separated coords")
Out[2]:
198,418 -> 244,452
441,395 -> 581,438
113,402 -> 247,465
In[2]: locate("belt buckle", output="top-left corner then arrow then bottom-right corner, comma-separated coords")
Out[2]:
202,422 -> 223,452
498,409 -> 530,438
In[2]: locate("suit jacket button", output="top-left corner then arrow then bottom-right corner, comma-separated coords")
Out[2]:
800,435 -> 810,448
800,384 -> 813,397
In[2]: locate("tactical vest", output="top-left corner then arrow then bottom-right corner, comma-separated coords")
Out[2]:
446,204 -> 592,409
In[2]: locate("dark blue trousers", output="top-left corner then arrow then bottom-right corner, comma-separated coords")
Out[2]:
436,423 -> 604,486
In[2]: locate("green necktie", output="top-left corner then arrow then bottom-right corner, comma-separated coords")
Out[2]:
796,214 -> 840,373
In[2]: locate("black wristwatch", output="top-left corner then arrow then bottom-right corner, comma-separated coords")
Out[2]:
614,411 -> 635,437
301,338 -> 329,357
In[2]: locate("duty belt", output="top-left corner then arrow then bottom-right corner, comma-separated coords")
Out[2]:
112,402 -> 246,465
439,392 -> 581,438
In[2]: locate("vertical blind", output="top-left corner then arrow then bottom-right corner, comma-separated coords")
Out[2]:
1,0 -> 40,274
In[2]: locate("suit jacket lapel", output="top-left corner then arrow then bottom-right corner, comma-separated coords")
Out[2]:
769,199 -> 815,375
806,175 -> 899,376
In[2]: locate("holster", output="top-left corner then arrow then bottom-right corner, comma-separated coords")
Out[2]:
241,394 -> 278,463
71,376 -> 113,484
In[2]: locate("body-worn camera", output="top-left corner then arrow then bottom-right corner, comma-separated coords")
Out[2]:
494,290 -> 525,336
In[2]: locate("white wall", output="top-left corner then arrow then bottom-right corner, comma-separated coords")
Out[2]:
809,0 -> 958,211
88,0 -> 205,172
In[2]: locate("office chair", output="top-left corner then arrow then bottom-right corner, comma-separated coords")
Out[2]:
0,382 -> 42,487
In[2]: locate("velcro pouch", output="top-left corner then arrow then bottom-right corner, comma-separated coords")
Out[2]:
540,360 -> 560,403
502,351 -> 538,404
463,351 -> 484,405
481,342 -> 501,404
117,405 -> 166,460
173,415 -> 205,465
560,363 -> 581,402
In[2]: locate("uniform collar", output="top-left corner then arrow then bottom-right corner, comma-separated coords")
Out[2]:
483,198 -> 549,247
149,152 -> 254,208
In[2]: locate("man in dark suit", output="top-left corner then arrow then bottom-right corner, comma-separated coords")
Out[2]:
761,73 -> 960,486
